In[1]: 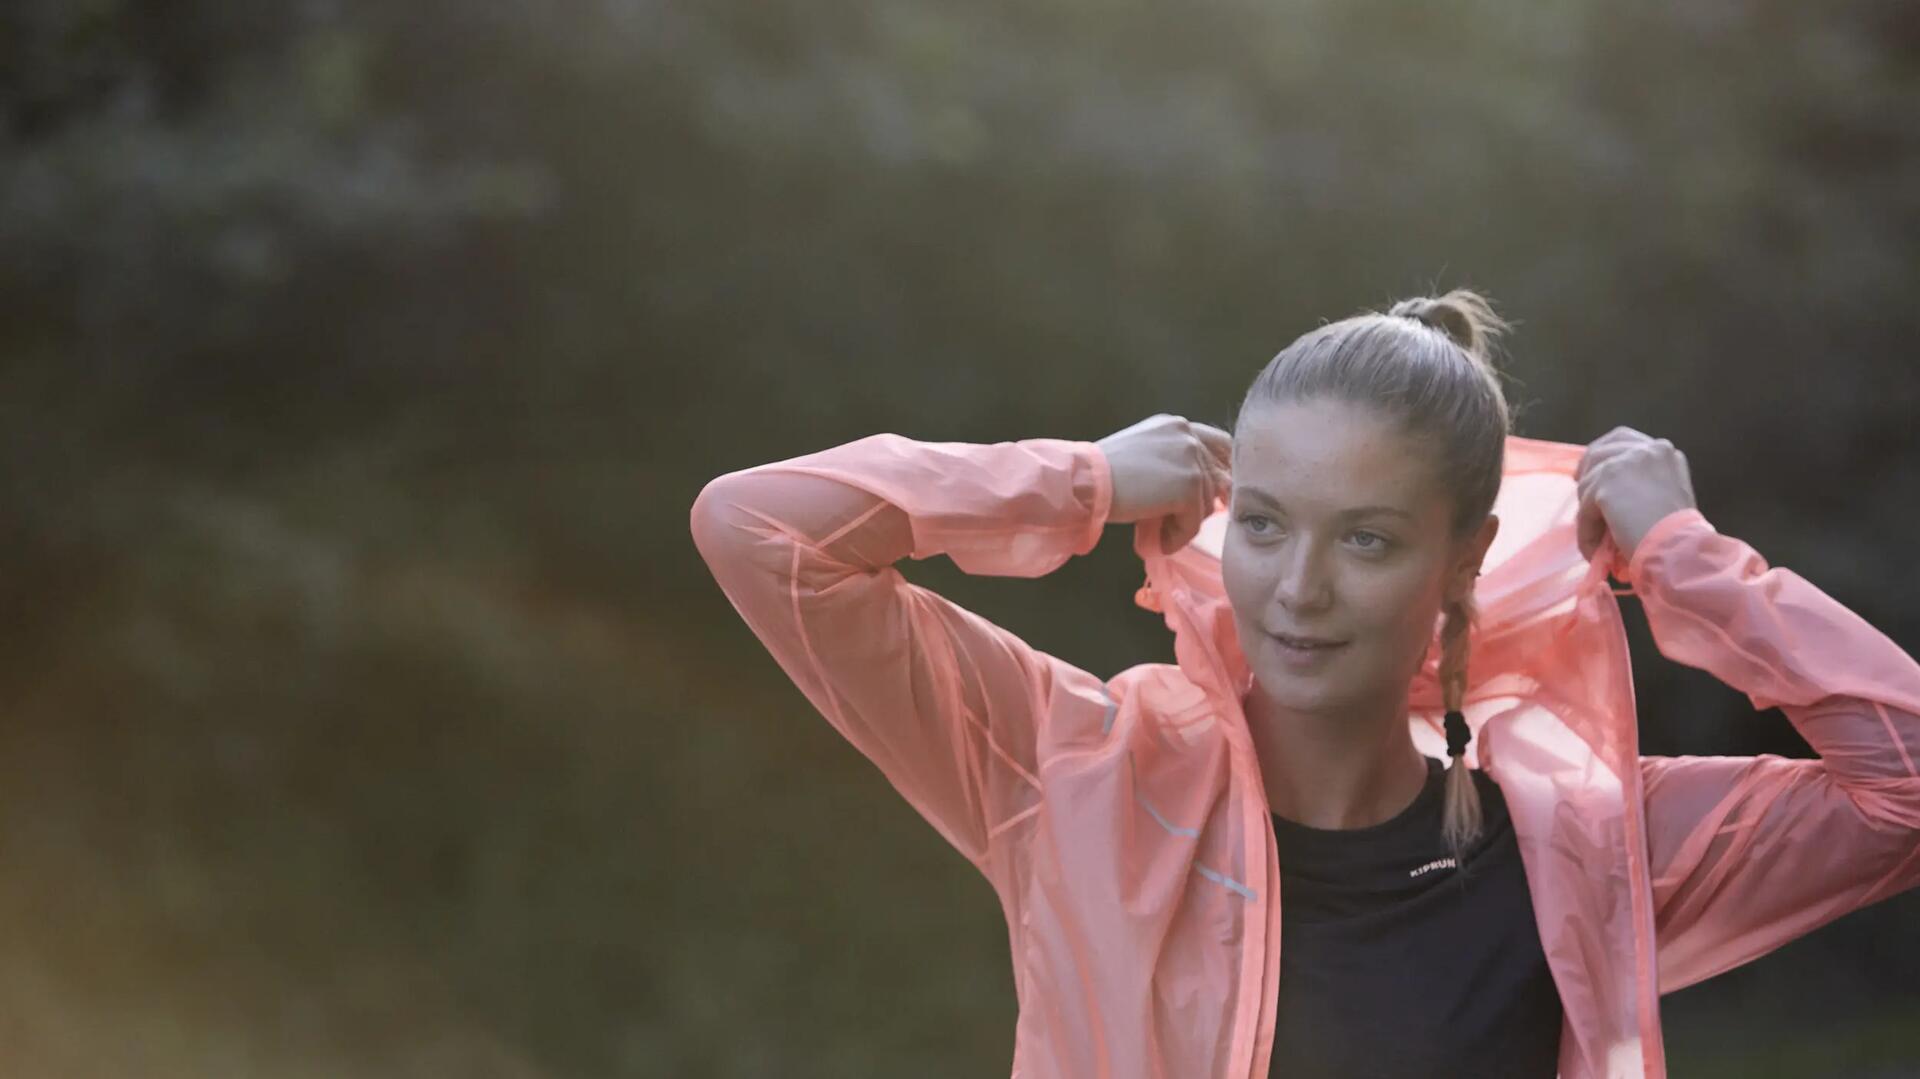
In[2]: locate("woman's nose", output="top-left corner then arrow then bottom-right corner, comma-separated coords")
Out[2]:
1274,542 -> 1333,610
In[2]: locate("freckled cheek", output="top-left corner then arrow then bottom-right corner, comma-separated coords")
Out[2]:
1359,586 -> 1434,643
1308,585 -> 1432,661
1219,548 -> 1258,612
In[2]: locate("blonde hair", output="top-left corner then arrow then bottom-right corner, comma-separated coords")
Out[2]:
1234,288 -> 1516,867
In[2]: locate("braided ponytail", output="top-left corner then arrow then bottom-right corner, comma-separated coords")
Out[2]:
1437,592 -> 1483,866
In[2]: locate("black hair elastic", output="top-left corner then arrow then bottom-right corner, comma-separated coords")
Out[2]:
1444,710 -> 1471,757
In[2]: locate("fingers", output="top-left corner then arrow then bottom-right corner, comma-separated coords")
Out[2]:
1576,438 -> 1632,482
1194,423 -> 1234,505
1575,456 -> 1616,499
1578,432 -> 1688,492
1190,437 -> 1232,510
1591,425 -> 1651,447
1191,422 -> 1234,468
1161,494 -> 1203,553
1576,496 -> 1607,560
1576,426 -> 1654,482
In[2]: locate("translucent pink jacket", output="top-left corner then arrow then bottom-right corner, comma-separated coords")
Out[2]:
689,433 -> 1920,1078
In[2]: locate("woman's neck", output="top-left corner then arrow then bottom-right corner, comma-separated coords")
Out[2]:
1244,686 -> 1430,830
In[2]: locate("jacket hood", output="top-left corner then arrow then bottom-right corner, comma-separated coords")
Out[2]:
1126,433 -> 1666,1077
1127,434 -> 1633,773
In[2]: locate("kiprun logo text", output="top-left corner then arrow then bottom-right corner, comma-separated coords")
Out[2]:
1409,857 -> 1457,878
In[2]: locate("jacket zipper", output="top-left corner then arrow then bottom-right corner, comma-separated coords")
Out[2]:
1152,573 -> 1275,1079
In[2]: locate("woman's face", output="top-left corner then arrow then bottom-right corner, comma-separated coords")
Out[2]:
1221,398 -> 1497,718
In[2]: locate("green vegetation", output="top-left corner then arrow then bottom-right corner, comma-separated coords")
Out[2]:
3,1 -> 1916,1073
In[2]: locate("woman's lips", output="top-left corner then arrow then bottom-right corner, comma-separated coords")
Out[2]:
1271,632 -> 1347,648
1270,633 -> 1350,665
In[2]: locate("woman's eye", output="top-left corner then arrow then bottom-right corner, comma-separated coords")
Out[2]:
1238,516 -> 1389,553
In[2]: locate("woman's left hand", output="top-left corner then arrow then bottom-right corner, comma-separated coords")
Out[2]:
1575,426 -> 1699,567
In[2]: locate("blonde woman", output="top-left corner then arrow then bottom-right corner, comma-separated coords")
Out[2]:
690,290 -> 1920,1077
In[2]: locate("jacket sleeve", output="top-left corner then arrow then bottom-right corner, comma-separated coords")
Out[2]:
688,433 -> 1113,872
1626,508 -> 1920,994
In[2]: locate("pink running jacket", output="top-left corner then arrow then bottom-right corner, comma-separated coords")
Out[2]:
689,432 -> 1920,1078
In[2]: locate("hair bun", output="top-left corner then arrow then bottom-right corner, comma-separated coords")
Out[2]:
1386,289 -> 1509,360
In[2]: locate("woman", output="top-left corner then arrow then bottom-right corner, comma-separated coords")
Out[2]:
689,290 -> 1920,1078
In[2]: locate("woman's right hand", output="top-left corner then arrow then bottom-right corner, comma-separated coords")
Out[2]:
1096,414 -> 1234,554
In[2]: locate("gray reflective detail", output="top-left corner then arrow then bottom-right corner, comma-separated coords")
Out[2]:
1126,749 -> 1200,839
1100,686 -> 1118,734
1123,751 -> 1255,900
1137,792 -> 1201,839
1195,862 -> 1257,901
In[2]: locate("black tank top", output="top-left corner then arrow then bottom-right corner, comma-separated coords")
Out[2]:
1267,756 -> 1563,1078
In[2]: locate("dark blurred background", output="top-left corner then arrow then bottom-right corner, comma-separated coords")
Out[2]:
4,1 -> 1919,1075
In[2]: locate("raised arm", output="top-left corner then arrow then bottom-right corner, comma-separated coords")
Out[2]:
1624,507 -> 1920,993
688,433 -> 1114,873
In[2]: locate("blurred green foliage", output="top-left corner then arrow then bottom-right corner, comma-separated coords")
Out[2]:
3,0 -> 1917,1075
